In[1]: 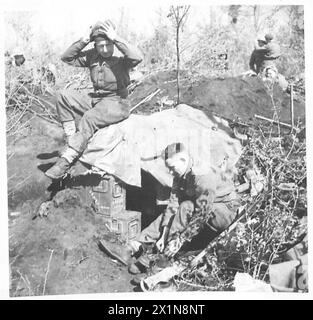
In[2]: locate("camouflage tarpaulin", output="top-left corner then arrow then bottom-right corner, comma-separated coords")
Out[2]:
80,104 -> 243,187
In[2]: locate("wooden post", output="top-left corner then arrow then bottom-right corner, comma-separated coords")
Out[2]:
254,114 -> 293,129
290,84 -> 294,132
129,88 -> 161,114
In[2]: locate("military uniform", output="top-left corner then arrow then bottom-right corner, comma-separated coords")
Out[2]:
57,36 -> 142,153
138,160 -> 240,245
249,48 -> 276,74
249,40 -> 281,75
98,155 -> 241,271
264,41 -> 281,60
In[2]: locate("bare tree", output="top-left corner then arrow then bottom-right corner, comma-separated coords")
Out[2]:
168,5 -> 190,104
117,7 -> 130,40
249,5 -> 285,35
252,5 -> 261,33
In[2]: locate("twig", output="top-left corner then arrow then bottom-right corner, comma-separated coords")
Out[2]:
9,91 -> 59,126
8,175 -> 31,196
176,278 -> 218,291
262,228 -> 288,282
18,103 -> 60,125
30,94 -> 57,121
8,115 -> 36,137
16,270 -> 32,296
6,99 -> 31,133
130,88 -> 161,113
8,173 -> 17,181
254,114 -> 294,130
42,249 -> 54,295
290,84 -> 294,132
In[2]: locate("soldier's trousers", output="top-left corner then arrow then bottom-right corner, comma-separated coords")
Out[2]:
56,89 -> 130,153
137,198 -> 240,245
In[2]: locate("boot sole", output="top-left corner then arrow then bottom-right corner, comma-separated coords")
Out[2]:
128,262 -> 148,275
44,171 -> 65,180
98,240 -> 128,266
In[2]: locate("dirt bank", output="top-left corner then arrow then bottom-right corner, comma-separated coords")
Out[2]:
130,72 -> 305,124
7,71 -> 305,296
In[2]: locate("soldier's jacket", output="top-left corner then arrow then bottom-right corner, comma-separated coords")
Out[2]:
249,40 -> 281,75
161,160 -> 237,227
61,37 -> 142,98
249,49 -> 264,73
249,48 -> 277,74
264,41 -> 281,59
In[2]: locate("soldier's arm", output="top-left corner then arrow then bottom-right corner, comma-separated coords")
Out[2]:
160,177 -> 180,228
263,43 -> 281,60
249,51 -> 257,72
61,38 -> 91,67
194,172 -> 217,211
113,35 -> 143,69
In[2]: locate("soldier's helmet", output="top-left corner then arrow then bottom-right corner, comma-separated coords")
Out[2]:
90,20 -> 116,42
264,33 -> 274,41
164,142 -> 186,160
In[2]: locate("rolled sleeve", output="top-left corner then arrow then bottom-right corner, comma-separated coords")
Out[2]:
249,51 -> 256,72
113,36 -> 143,69
194,173 -> 217,210
161,177 -> 180,227
61,38 -> 91,67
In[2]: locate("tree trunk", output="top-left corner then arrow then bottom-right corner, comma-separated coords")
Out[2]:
176,24 -> 180,104
253,5 -> 261,34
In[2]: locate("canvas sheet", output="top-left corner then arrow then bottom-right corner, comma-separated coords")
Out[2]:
80,104 -> 243,187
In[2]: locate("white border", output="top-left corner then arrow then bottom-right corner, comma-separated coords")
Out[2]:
1,0 -> 312,300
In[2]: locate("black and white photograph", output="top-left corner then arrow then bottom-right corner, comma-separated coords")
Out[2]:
0,0 -> 310,299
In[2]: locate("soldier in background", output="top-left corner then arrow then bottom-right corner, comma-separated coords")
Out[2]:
249,33 -> 281,75
5,49 -> 26,67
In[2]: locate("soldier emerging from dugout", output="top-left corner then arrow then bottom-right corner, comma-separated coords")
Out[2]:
99,143 -> 242,275
45,20 -> 143,180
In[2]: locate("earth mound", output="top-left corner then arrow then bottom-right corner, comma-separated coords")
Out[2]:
130,71 -> 305,125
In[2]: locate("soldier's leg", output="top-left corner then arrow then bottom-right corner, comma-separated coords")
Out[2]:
185,201 -> 239,250
126,201 -> 194,274
167,200 -> 194,240
56,89 -> 92,139
56,89 -> 92,122
45,95 -> 130,179
136,213 -> 165,245
68,96 -> 130,154
137,200 -> 194,245
45,90 -> 92,179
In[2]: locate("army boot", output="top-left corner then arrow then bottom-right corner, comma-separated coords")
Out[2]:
99,239 -> 133,266
45,157 -> 71,180
45,147 -> 79,180
128,254 -> 150,274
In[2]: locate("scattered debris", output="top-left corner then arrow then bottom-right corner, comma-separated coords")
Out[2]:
234,273 -> 273,292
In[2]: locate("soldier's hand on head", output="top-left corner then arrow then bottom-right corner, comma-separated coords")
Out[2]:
84,25 -> 93,42
100,20 -> 117,41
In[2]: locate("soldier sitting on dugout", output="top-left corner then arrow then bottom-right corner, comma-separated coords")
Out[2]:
45,19 -> 143,180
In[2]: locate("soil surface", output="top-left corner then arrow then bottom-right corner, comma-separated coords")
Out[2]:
7,71 -> 305,296
130,71 -> 305,124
